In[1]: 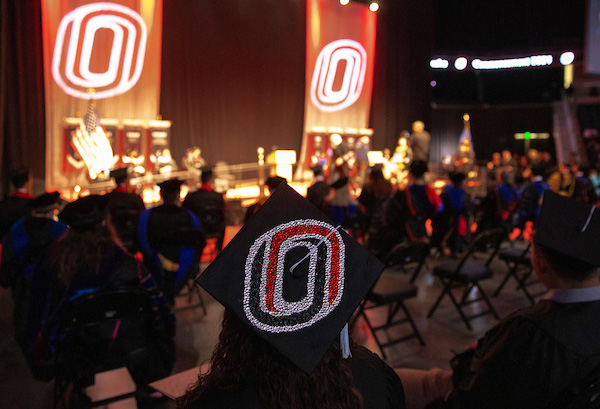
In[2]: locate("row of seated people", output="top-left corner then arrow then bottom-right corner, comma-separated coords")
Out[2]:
181,183 -> 600,409
2,166 -> 600,408
0,169 -> 225,405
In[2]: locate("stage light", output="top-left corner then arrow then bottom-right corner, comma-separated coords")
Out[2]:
430,80 -> 437,87
471,55 -> 552,70
340,0 -> 350,5
430,58 -> 449,69
560,51 -> 575,66
454,57 -> 468,71
369,2 -> 379,12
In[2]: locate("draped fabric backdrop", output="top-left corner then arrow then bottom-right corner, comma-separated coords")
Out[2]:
297,0 -> 376,175
159,0 -> 306,168
1,0 -> 443,196
41,0 -> 163,190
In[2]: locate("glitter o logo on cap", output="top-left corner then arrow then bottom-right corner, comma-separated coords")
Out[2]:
310,39 -> 367,113
243,219 -> 345,332
52,3 -> 147,100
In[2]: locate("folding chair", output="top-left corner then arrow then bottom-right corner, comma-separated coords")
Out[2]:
358,270 -> 425,360
383,240 -> 430,283
427,228 -> 504,330
54,287 -> 171,408
493,241 -> 545,304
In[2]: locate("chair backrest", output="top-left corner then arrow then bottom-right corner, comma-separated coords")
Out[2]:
55,287 -> 157,385
458,228 -> 505,270
385,240 -> 430,270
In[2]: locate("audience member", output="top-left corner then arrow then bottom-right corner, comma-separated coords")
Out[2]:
105,167 -> 146,253
358,165 -> 393,253
183,168 -> 226,249
396,191 -> 600,409
383,160 -> 441,254
306,164 -> 332,213
25,195 -> 175,385
178,183 -> 405,409
0,192 -> 67,352
434,172 -> 471,256
138,179 -> 205,303
0,170 -> 34,239
244,176 -> 287,223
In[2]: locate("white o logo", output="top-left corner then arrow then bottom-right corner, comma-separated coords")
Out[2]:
52,3 -> 147,100
310,39 -> 367,113
243,220 -> 345,333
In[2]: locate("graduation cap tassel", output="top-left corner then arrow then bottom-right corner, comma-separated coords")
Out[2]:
340,322 -> 352,359
581,206 -> 596,232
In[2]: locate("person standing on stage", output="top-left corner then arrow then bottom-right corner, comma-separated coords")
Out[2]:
409,121 -> 431,164
138,179 -> 205,303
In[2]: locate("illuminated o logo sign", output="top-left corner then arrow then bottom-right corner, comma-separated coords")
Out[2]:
243,220 -> 345,332
310,39 -> 367,113
52,3 -> 147,100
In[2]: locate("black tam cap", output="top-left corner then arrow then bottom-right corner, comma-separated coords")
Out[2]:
29,191 -> 61,212
197,183 -> 384,373
158,178 -> 184,193
534,191 -> 600,267
59,195 -> 108,232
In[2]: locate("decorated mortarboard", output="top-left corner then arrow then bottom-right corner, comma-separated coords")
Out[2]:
158,178 -> 184,193
28,191 -> 61,211
535,191 -> 600,267
59,194 -> 109,232
197,183 -> 384,374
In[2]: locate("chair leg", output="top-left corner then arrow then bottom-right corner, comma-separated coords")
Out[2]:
445,287 -> 474,331
494,262 -> 517,297
474,283 -> 499,319
399,302 -> 426,346
359,304 -> 388,360
427,279 -> 452,319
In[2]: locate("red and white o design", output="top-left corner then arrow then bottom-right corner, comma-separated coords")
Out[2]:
243,219 -> 345,333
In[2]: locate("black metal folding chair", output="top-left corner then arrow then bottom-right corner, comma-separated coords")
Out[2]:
358,270 -> 425,360
383,240 -> 431,283
493,241 -> 545,304
427,228 -> 504,330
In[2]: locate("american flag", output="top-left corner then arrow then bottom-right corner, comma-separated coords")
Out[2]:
84,99 -> 100,134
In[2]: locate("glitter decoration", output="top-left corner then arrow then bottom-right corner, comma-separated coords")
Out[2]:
243,219 -> 345,333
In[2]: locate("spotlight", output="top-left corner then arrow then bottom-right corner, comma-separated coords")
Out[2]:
369,2 -> 379,12
454,57 -> 468,71
430,80 -> 437,87
340,0 -> 349,5
560,51 -> 575,66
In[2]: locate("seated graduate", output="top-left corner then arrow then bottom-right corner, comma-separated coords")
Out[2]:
177,183 -> 405,409
397,191 -> 600,409
0,192 -> 67,351
25,195 -> 175,385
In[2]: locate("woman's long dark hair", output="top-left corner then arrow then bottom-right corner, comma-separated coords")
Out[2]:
177,309 -> 364,409
51,221 -> 120,285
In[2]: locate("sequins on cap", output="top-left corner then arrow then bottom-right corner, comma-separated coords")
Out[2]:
243,219 -> 345,333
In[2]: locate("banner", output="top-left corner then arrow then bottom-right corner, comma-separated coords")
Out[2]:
41,0 -> 162,190
297,0 -> 376,176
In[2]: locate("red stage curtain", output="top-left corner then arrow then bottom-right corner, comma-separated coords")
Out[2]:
0,0 -> 46,197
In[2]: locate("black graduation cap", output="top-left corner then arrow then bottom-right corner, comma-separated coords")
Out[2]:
197,183 -> 383,374
158,178 -> 184,193
110,167 -> 128,183
534,191 -> 600,267
29,191 -> 61,212
59,195 -> 109,232
330,177 -> 349,190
